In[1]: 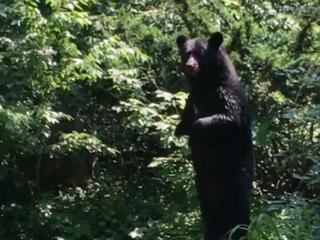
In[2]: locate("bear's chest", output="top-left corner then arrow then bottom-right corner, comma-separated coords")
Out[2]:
192,91 -> 225,118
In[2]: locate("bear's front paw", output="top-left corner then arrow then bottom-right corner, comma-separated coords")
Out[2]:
190,117 -> 213,136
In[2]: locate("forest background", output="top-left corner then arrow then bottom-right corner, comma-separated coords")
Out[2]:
0,0 -> 319,239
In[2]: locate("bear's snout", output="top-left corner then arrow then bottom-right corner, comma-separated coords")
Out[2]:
185,55 -> 199,76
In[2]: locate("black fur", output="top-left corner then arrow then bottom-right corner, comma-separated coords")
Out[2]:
175,33 -> 253,240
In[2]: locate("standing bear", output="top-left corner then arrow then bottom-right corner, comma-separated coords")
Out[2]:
175,32 -> 253,240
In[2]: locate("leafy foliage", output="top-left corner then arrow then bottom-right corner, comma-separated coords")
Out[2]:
0,0 -> 319,239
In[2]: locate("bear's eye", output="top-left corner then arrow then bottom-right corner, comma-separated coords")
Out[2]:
199,49 -> 206,56
184,51 -> 192,59
193,49 -> 206,59
193,49 -> 205,58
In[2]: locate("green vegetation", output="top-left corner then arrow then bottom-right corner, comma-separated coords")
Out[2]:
0,0 -> 319,239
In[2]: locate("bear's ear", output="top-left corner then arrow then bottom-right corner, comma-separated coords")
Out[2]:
208,32 -> 223,49
176,35 -> 188,48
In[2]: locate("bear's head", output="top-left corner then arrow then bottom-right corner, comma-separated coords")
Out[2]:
176,32 -> 224,80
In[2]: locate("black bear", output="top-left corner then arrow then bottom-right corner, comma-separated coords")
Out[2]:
175,32 -> 253,240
